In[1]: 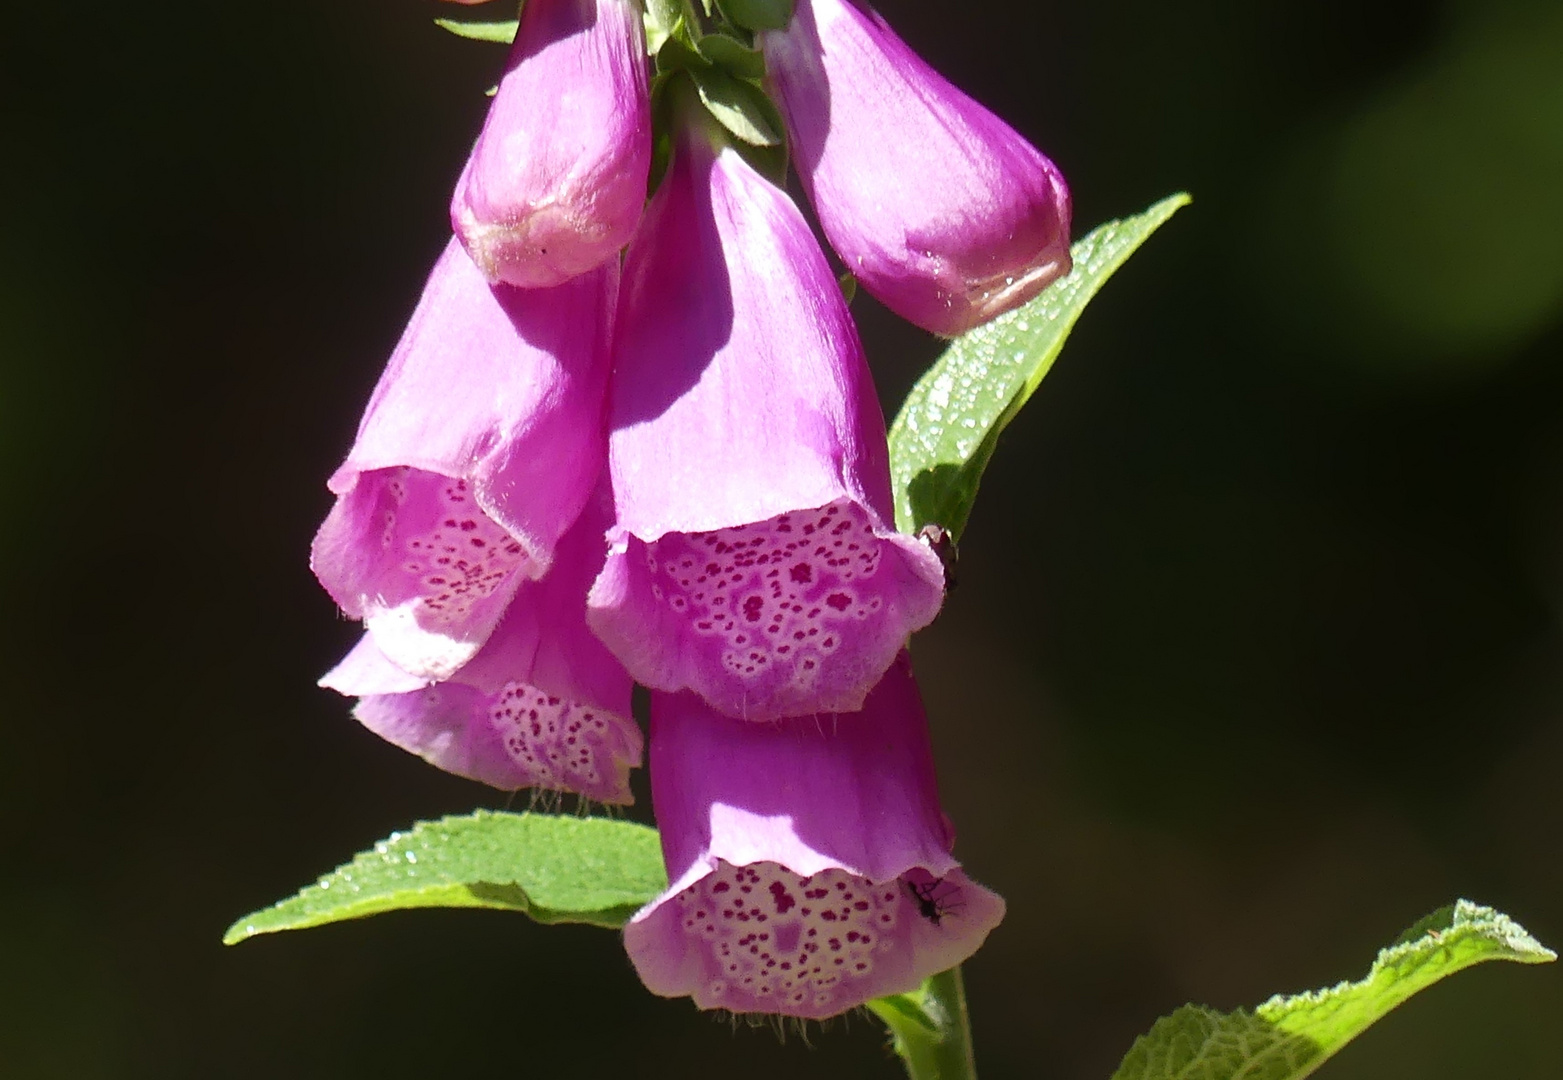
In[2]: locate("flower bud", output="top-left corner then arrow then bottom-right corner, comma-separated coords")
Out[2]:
762,0 -> 1072,336
451,0 -> 651,288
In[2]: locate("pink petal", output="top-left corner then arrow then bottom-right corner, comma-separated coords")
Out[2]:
588,120 -> 945,721
322,493 -> 641,804
623,655 -> 1004,1017
312,238 -> 615,680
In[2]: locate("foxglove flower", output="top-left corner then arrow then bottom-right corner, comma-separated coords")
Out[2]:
624,654 -> 1003,1018
312,238 -> 616,681
451,0 -> 651,288
761,0 -> 1072,336
587,117 -> 945,722
320,492 -> 640,804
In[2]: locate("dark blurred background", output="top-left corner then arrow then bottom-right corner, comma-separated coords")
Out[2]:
3,0 -> 1561,1075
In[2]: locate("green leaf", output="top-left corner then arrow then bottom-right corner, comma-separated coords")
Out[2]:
1110,899 -> 1556,1080
433,18 -> 520,45
691,66 -> 783,146
887,193 -> 1190,539
223,812 -> 667,944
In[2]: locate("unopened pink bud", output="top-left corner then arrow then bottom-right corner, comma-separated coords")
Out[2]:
452,0 -> 651,288
763,0 -> 1072,336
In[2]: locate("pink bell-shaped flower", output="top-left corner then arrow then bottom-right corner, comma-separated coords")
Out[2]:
312,238 -> 616,681
587,114 -> 945,722
623,653 -> 1004,1018
761,0 -> 1072,336
321,491 -> 641,804
451,0 -> 652,288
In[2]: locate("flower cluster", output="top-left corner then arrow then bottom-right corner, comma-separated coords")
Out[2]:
313,0 -> 1068,1019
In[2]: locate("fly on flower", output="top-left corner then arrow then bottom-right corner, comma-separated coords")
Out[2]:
904,875 -> 964,927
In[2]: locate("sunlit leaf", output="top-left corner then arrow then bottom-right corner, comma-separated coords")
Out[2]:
888,193 -> 1190,539
1110,900 -> 1556,1080
224,812 -> 666,944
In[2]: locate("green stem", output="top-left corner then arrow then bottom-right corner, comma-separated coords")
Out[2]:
867,966 -> 978,1080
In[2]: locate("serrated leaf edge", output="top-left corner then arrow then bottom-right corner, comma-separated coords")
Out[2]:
1109,899 -> 1554,1080
1257,898 -> 1556,1023
223,811 -> 664,945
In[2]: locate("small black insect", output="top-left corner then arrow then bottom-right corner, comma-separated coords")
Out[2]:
904,877 -> 961,926
916,523 -> 958,592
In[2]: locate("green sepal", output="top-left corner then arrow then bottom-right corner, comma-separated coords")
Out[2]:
868,967 -> 977,1080
714,0 -> 794,32
646,69 -> 679,194
696,32 -> 766,80
433,18 -> 520,45
1110,900 -> 1556,1080
644,0 -> 685,54
887,193 -> 1190,539
654,32 -> 705,75
691,65 -> 784,146
222,812 -> 667,944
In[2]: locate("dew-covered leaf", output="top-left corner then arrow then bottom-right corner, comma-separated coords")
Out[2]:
223,812 -> 666,944
1110,900 -> 1556,1080
888,193 -> 1189,539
